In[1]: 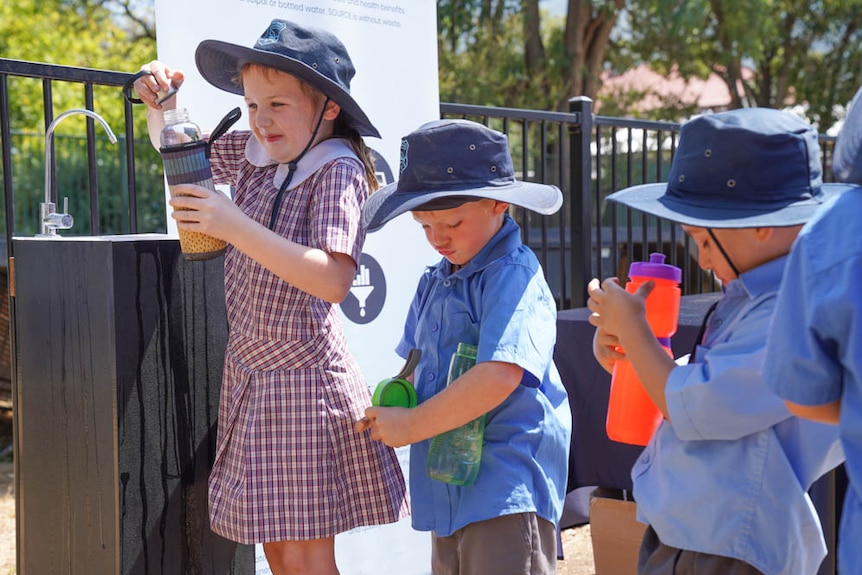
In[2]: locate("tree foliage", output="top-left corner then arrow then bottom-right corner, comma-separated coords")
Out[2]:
437,0 -> 624,111
0,0 -> 162,234
0,0 -> 156,132
439,1 -> 563,109
619,0 -> 862,127
437,0 -> 862,127
6,0 -> 861,129
561,0 -> 624,102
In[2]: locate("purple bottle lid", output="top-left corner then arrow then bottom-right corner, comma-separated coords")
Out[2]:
629,253 -> 682,283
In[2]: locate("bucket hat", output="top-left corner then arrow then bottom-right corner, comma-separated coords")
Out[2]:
362,119 -> 563,232
833,84 -> 862,184
606,108 -> 853,228
195,19 -> 379,138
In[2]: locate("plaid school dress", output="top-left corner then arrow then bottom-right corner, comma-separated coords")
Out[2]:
206,132 -> 409,543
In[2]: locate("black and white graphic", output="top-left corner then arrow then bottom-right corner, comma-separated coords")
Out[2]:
370,147 -> 394,186
342,253 -> 386,324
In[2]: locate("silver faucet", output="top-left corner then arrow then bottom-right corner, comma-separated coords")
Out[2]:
38,108 -> 118,237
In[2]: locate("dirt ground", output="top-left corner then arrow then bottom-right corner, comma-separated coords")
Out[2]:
0,461 -> 12,575
0,406 -> 595,575
0,409 -> 13,575
558,524 -> 596,575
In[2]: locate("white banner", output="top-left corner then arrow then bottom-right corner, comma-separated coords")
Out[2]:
153,1 -> 439,573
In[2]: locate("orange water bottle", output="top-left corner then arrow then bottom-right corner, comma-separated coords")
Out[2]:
606,253 -> 681,445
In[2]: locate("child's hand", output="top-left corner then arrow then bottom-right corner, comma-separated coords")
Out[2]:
169,184 -> 245,243
134,61 -> 185,109
588,278 -> 674,418
587,277 -> 653,337
593,326 -> 625,374
355,406 -> 414,448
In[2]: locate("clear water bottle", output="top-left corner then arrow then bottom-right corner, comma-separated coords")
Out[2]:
158,107 -> 227,260
426,343 -> 485,486
160,108 -> 201,148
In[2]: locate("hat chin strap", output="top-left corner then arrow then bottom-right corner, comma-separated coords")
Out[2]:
267,97 -> 331,230
707,228 -> 741,279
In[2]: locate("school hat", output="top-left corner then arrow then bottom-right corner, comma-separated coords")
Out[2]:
362,119 -> 563,232
833,83 -> 862,184
195,19 -> 379,138
606,108 -> 853,228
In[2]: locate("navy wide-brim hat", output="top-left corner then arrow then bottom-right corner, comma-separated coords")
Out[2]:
195,19 -> 379,138
833,84 -> 862,184
607,108 -> 854,228
362,119 -> 563,232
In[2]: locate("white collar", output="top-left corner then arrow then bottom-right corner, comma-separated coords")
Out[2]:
245,136 -> 360,190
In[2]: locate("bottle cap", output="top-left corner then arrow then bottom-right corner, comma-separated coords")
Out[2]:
372,377 -> 418,408
629,253 -> 682,283
156,85 -> 179,105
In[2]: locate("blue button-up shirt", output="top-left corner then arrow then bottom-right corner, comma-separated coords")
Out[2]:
765,189 -> 862,575
634,256 -> 844,575
397,215 -> 572,537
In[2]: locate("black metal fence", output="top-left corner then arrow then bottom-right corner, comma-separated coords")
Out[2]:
441,101 -> 839,308
0,58 -> 163,247
1,58 -> 839,310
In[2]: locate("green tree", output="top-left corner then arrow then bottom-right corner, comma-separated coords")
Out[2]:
437,0 -> 625,110
618,0 -> 862,127
0,0 -> 162,235
438,1 -> 564,109
560,0 -> 625,103
0,0 -> 155,131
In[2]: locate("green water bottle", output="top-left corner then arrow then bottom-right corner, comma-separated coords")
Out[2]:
426,343 -> 485,486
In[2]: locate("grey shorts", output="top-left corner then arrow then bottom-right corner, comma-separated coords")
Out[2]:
431,512 -> 557,575
638,525 -> 764,575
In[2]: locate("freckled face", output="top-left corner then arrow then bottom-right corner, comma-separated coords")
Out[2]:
241,66 -> 339,164
412,199 -> 509,266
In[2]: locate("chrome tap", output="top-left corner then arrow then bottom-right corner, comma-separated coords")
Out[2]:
38,108 -> 118,237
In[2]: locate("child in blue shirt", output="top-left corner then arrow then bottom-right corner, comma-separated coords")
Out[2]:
356,119 -> 572,575
589,108 -> 847,575
764,84 -> 862,575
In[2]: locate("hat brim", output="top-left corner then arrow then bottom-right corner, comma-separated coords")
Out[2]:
195,39 -> 380,138
363,180 -> 563,232
606,182 -> 856,228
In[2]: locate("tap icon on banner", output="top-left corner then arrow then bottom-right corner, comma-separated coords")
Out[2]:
350,264 -> 375,317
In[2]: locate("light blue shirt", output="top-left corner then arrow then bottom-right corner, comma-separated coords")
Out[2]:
765,188 -> 862,575
397,215 -> 572,537
634,256 -> 844,575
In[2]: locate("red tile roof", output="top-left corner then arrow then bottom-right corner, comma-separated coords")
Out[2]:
597,64 -> 752,114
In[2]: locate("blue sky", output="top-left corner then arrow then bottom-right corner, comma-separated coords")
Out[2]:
543,0 -> 566,16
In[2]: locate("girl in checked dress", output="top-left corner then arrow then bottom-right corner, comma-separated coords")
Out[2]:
134,18 -> 409,575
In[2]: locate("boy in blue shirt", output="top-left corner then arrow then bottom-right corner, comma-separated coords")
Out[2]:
764,85 -> 862,574
356,119 -> 572,575
588,108 -> 847,574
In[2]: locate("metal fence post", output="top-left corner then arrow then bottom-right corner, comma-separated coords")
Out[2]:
568,97 -> 593,308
